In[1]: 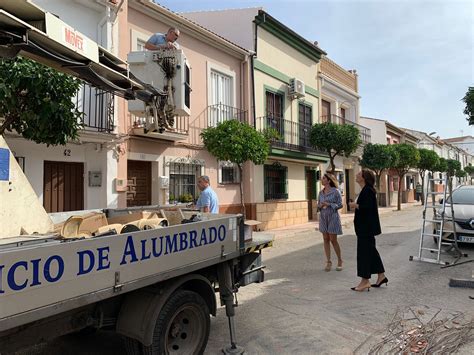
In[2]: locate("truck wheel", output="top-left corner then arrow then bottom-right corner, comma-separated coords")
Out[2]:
124,290 -> 209,355
148,290 -> 210,354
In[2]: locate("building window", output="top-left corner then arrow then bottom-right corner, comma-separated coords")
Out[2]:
209,68 -> 234,126
298,103 -> 312,147
265,90 -> 284,136
15,156 -> 25,172
168,161 -> 202,203
218,161 -> 240,184
340,107 -> 346,119
137,39 -> 146,51
264,163 -> 288,201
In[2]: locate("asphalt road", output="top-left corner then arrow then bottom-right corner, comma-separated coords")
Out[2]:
18,206 -> 474,354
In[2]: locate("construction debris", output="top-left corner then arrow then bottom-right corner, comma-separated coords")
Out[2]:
367,306 -> 473,354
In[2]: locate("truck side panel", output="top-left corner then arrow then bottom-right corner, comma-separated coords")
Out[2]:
0,216 -> 239,330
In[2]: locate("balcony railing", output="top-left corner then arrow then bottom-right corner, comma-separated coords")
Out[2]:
256,115 -> 326,155
76,84 -> 114,133
207,103 -> 247,127
320,114 -> 371,143
131,114 -> 189,135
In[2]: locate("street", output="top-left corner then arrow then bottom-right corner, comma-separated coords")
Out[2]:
31,205 -> 474,354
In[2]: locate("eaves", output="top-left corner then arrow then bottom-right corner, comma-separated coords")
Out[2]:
131,0 -> 251,59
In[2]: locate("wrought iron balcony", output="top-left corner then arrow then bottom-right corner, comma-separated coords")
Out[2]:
256,115 -> 326,155
320,114 -> 371,144
75,84 -> 114,133
206,103 -> 247,127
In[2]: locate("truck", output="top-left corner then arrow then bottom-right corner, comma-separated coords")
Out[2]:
0,1 -> 272,354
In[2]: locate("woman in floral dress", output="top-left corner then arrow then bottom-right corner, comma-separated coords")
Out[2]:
318,173 -> 343,271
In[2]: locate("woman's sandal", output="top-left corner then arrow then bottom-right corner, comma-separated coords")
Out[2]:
336,262 -> 343,271
324,261 -> 332,272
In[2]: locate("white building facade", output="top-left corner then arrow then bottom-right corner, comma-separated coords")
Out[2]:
6,0 -> 123,212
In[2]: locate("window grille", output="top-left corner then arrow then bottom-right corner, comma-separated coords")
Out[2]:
219,161 -> 240,184
264,162 -> 288,201
167,158 -> 203,203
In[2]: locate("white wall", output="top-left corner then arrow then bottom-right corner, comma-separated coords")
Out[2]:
33,0 -> 105,44
359,117 -> 387,144
183,8 -> 260,51
6,137 -> 116,209
320,77 -> 359,124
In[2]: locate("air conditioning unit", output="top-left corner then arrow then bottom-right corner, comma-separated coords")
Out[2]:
289,78 -> 305,99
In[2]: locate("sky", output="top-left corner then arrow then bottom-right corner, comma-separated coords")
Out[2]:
156,0 -> 473,139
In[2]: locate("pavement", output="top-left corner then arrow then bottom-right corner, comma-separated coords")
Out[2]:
267,202 -> 421,239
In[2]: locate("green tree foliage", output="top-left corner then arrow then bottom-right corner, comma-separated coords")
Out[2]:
464,165 -> 474,175
455,169 -> 467,178
201,119 -> 272,216
310,122 -> 361,173
433,157 -> 448,174
445,159 -> 461,178
444,159 -> 463,206
464,165 -> 474,184
390,144 -> 420,211
360,143 -> 396,205
463,87 -> 474,125
416,148 -> 440,204
0,57 -> 83,145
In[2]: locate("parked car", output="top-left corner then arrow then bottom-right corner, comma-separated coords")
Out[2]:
429,185 -> 474,244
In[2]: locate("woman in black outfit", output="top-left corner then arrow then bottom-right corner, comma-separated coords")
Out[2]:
349,170 -> 387,292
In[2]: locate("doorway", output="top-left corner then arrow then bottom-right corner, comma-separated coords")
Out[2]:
127,160 -> 152,207
43,161 -> 84,213
306,169 -> 316,220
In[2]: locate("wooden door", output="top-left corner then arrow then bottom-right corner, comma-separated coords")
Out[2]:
127,160 -> 152,207
43,161 -> 84,213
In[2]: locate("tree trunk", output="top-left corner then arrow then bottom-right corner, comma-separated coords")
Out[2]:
375,171 -> 382,207
397,173 -> 403,211
238,164 -> 246,219
0,115 -> 17,136
328,151 -> 336,174
420,172 -> 425,205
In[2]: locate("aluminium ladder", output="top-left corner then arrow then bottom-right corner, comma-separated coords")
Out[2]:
409,175 -> 463,265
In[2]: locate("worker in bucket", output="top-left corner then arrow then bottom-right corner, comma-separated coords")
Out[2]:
145,27 -> 180,50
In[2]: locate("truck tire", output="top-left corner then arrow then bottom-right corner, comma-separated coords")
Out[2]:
125,290 -> 210,355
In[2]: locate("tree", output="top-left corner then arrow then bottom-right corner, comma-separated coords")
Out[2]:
390,144 -> 420,211
360,143 -> 396,205
416,148 -> 439,204
310,122 -> 361,173
433,157 -> 448,176
464,165 -> 474,184
0,57 -> 83,145
201,119 -> 274,217
463,87 -> 474,125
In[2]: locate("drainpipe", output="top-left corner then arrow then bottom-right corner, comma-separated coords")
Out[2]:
252,21 -> 258,127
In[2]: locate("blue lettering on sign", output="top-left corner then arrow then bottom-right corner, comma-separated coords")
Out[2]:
118,224 -> 228,265
0,224 -> 229,293
0,255 -> 65,293
0,148 -> 10,181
